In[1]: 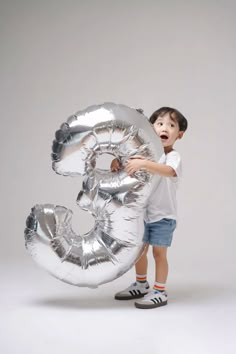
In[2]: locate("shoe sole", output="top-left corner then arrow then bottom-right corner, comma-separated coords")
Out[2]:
114,292 -> 148,300
135,300 -> 168,309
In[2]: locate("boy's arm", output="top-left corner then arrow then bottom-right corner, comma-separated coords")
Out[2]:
143,160 -> 176,177
125,158 -> 176,177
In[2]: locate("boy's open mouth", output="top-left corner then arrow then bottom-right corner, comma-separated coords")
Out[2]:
160,134 -> 168,140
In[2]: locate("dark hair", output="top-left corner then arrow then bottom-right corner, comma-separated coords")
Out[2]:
149,107 -> 188,132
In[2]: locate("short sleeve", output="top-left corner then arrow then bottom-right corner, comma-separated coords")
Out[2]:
166,151 -> 182,178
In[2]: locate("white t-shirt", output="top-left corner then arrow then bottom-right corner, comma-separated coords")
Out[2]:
144,150 -> 182,223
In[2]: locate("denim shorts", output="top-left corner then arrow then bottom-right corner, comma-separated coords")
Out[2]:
143,218 -> 176,247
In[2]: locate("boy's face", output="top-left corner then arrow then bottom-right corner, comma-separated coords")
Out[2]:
153,113 -> 184,148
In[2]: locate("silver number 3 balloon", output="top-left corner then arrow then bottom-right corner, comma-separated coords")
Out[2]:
25,103 -> 162,288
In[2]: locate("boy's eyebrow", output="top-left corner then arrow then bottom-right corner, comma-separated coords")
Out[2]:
170,116 -> 177,124
156,116 -> 177,124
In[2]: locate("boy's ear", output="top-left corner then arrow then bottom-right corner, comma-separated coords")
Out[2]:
178,131 -> 184,139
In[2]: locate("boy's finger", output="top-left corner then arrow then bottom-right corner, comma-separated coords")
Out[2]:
129,155 -> 144,160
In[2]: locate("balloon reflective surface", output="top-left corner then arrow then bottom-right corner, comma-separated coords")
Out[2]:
25,103 -> 162,287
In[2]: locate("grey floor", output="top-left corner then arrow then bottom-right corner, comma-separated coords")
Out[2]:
1,258 -> 236,354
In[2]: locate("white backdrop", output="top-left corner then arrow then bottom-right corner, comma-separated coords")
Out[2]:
1,0 -> 235,274
1,1 -> 236,353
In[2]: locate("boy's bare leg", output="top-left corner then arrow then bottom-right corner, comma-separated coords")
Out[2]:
135,245 -> 149,275
134,246 -> 169,308
152,246 -> 168,283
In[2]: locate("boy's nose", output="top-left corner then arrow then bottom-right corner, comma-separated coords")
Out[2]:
161,123 -> 167,129
161,127 -> 168,132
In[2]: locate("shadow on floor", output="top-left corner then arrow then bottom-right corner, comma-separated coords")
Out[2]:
28,283 -> 231,310
29,294 -> 134,310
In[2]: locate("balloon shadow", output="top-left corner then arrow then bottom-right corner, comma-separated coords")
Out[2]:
28,284 -> 229,310
30,295 -> 134,310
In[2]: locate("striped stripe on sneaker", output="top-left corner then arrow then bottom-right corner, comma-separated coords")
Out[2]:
114,281 -> 150,300
134,290 -> 168,309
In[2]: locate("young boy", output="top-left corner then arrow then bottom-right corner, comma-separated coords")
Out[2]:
111,107 -> 188,309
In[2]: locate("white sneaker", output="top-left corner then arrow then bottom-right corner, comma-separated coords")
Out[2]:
135,290 -> 168,309
114,281 -> 150,300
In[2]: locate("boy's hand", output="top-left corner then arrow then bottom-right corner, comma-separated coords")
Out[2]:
110,158 -> 122,172
125,157 -> 146,176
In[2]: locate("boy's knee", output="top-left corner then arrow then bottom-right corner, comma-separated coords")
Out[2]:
152,247 -> 167,261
